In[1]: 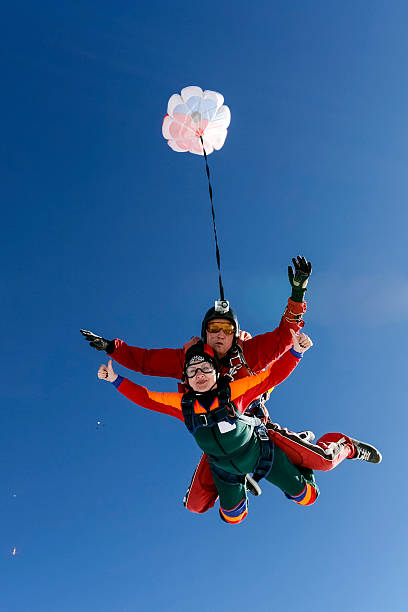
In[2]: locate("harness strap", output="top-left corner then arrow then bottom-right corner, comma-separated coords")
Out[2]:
252,424 -> 274,482
245,395 -> 269,419
237,413 -> 262,427
181,391 -> 196,433
234,344 -> 255,376
181,382 -> 261,434
224,345 -> 255,378
209,463 -> 246,486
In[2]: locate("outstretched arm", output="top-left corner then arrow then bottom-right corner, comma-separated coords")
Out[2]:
98,360 -> 185,421
240,256 -> 312,371
231,331 -> 313,411
82,330 -> 185,379
109,341 -> 185,379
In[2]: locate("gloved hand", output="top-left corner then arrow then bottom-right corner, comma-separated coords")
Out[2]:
80,329 -> 114,353
288,256 -> 312,302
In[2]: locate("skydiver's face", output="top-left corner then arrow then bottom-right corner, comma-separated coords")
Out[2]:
205,319 -> 235,358
186,361 -> 218,393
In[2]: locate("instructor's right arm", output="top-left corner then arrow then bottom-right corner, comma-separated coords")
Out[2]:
81,329 -> 184,379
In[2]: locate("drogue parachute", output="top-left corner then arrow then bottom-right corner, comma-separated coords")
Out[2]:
162,86 -> 231,155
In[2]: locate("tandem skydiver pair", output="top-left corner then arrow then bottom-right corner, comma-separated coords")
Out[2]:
81,256 -> 382,524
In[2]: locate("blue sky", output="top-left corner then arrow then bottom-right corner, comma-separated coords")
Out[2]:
1,2 -> 407,611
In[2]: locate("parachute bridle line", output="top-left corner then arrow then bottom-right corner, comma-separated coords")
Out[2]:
200,135 -> 225,301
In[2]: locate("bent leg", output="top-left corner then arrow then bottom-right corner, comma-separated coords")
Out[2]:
266,445 -> 319,506
211,472 -> 248,525
267,423 -> 354,471
183,453 -> 219,513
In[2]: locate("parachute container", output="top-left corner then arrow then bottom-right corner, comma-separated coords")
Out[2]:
162,86 -> 231,155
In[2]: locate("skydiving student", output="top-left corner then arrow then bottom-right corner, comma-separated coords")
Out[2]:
81,256 -> 313,511
96,333 -> 382,525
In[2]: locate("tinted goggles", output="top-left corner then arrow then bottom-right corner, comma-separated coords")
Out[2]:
185,364 -> 216,379
206,321 -> 235,335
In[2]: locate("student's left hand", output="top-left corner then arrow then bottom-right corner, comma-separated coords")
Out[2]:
290,329 -> 313,353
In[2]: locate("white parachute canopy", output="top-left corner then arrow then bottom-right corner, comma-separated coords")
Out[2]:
162,86 -> 231,155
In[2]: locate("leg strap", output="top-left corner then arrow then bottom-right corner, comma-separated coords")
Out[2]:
209,463 -> 246,485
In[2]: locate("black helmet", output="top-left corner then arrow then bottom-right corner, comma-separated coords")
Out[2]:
201,300 -> 240,340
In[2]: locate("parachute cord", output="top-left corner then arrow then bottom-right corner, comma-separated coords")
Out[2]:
200,135 -> 225,301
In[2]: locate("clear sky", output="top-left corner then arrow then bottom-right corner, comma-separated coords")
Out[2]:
1,2 -> 407,611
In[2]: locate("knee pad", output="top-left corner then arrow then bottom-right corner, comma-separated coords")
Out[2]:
284,483 -> 318,506
219,498 -> 248,524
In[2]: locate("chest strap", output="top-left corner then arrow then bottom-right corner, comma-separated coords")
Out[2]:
181,382 -> 261,435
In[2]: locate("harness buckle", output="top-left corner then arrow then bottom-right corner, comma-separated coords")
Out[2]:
197,414 -> 208,426
226,403 -> 236,422
256,425 -> 270,442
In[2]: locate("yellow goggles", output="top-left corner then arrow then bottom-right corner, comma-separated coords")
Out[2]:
206,321 -> 235,335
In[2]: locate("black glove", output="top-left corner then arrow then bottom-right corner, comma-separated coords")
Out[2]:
80,329 -> 114,353
288,256 -> 312,302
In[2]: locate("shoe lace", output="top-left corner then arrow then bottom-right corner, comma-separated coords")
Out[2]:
357,446 -> 370,461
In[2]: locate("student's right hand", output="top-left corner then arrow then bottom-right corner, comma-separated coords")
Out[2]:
98,360 -> 118,382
